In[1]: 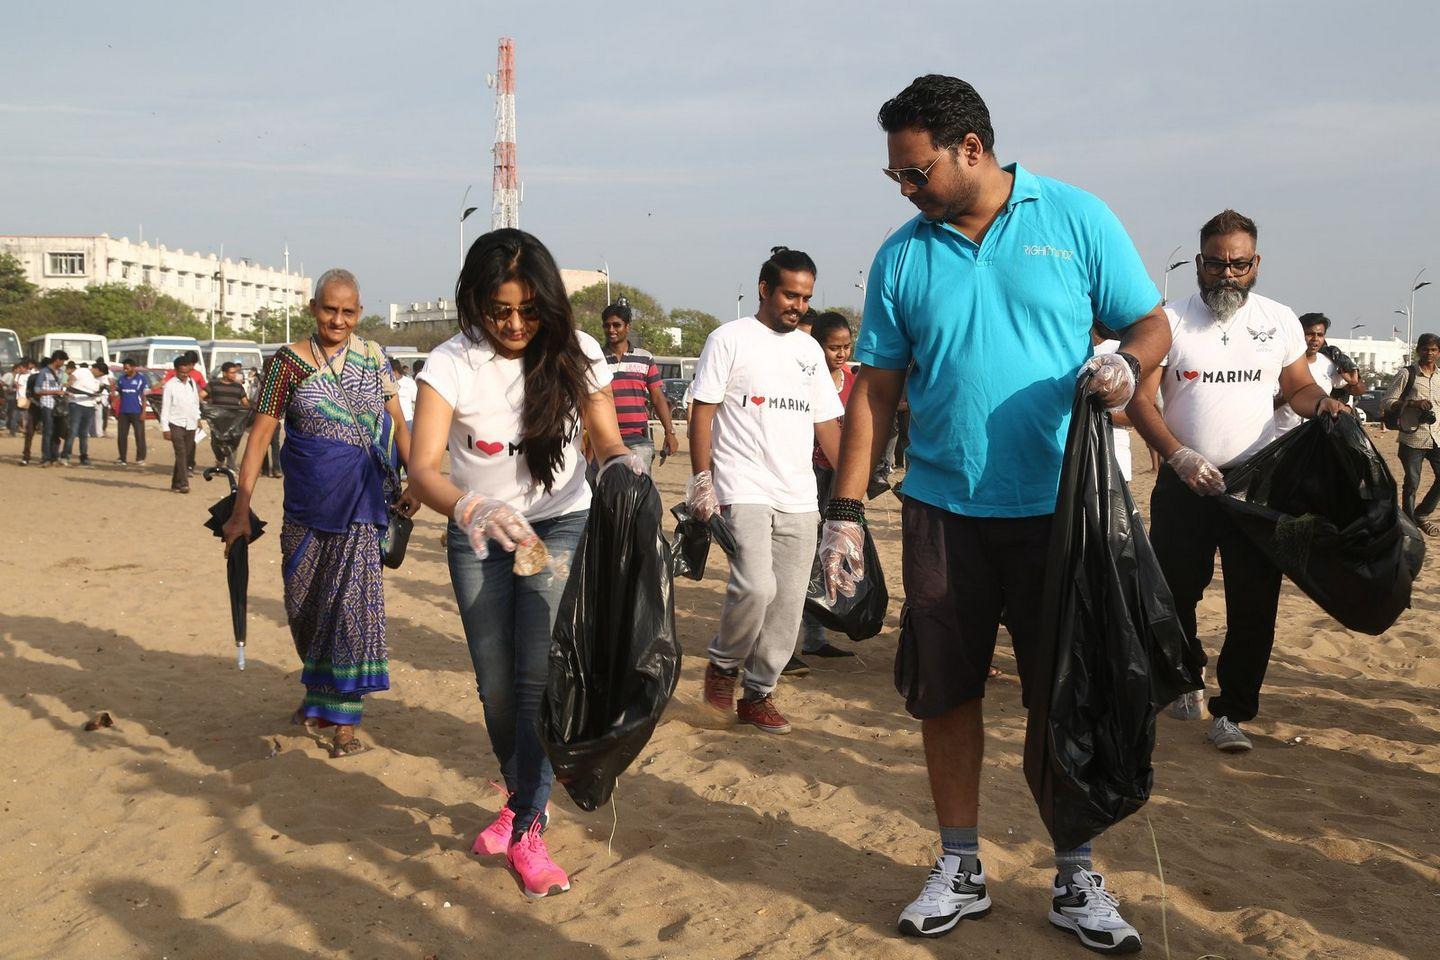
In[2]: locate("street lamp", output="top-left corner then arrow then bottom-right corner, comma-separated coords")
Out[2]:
1161,245 -> 1187,305
459,184 -> 477,272
1406,268 -> 1431,349
736,284 -> 744,320
601,259 -> 611,304
854,269 -> 866,303
1350,322 -> 1366,339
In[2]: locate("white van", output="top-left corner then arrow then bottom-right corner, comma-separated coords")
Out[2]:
27,332 -> 109,364
110,335 -> 201,370
200,339 -> 263,377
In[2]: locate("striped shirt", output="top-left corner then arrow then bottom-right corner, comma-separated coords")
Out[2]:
604,346 -> 660,445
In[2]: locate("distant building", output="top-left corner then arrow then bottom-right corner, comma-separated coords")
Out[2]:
388,267 -> 607,328
0,234 -> 309,332
1325,336 -> 1411,377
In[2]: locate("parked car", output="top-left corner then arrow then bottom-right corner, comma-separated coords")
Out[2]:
1355,389 -> 1385,423
661,378 -> 690,421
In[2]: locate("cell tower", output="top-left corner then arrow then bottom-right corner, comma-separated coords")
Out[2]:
490,38 -> 519,230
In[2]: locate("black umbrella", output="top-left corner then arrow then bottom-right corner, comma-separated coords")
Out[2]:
202,466 -> 267,670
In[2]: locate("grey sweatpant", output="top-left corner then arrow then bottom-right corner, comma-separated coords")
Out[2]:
708,504 -> 819,698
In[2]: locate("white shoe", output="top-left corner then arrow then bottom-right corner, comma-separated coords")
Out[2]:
1049,869 -> 1141,954
897,856 -> 991,938
1207,715 -> 1253,753
1165,667 -> 1205,720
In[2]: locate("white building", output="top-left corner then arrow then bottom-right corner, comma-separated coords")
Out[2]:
388,267 -> 608,328
1325,336 -> 1412,376
0,234 -> 310,332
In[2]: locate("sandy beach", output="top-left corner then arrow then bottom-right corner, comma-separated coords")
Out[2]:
1,422 -> 1437,960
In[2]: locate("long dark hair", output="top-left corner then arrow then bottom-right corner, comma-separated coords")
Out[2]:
456,228 -> 590,493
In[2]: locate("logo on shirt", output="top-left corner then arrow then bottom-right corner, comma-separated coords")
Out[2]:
750,394 -> 810,412
1247,322 -> 1278,343
1023,244 -> 1074,261
1173,368 -> 1264,384
795,359 -> 817,376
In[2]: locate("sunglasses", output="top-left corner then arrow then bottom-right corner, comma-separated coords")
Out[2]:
883,151 -> 947,188
486,302 -> 541,323
1200,256 -> 1257,277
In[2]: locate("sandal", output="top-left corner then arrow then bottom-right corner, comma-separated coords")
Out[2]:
329,733 -> 370,759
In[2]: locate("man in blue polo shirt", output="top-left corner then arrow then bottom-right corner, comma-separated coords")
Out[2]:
114,359 -> 150,465
821,75 -> 1171,953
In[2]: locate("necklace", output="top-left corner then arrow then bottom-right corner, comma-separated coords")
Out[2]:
1214,315 -> 1240,346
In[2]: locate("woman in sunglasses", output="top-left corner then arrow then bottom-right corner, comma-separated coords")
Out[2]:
408,228 -> 640,900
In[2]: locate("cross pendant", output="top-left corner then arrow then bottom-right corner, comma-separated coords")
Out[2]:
1221,332 -> 1230,345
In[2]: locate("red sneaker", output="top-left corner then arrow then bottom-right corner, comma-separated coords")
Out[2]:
508,819 -> 571,900
703,662 -> 737,715
472,783 -> 515,856
737,694 -> 792,734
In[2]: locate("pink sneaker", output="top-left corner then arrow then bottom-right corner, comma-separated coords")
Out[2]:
508,819 -> 570,900
472,782 -> 514,856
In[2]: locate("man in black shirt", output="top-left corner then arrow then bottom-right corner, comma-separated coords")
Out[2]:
206,361 -> 250,472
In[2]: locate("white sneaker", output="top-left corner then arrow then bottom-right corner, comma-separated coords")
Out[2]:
1165,667 -> 1205,720
898,855 -> 991,938
1049,869 -> 1141,954
1208,715 -> 1253,753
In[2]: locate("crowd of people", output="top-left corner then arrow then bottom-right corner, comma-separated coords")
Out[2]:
4,72 -> 1437,955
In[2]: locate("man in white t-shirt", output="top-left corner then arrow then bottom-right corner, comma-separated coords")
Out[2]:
1274,313 -> 1364,433
686,247 -> 844,735
390,358 -> 418,430
1128,210 -> 1349,754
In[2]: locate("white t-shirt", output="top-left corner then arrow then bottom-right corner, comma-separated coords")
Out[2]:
1094,339 -> 1133,482
1160,292 -> 1306,467
417,330 -> 612,522
395,374 -> 418,423
690,316 -> 845,512
1273,352 -> 1346,433
68,367 -> 102,409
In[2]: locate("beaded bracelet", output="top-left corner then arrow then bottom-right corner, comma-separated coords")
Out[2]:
825,496 -> 866,524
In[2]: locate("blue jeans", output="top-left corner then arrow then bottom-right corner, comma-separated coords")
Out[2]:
447,509 -> 588,838
39,406 -> 58,463
63,404 -> 94,461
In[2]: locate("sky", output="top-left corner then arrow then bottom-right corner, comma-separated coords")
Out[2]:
3,1 -> 1439,341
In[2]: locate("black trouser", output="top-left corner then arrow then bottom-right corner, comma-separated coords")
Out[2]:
1150,465 -> 1282,723
169,427 -> 196,490
117,412 -> 146,462
1399,444 -> 1440,521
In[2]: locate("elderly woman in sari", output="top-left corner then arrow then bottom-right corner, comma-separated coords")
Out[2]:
223,268 -> 417,758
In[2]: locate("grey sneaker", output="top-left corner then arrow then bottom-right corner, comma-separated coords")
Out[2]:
1208,716 -> 1253,753
1165,667 -> 1206,720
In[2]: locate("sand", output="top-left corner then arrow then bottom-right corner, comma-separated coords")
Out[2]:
1,421 -> 1437,960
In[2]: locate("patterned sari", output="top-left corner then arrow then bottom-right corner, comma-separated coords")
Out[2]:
255,338 -> 397,725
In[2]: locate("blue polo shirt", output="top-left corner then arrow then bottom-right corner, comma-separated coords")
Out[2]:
856,163 -> 1159,517
116,373 -> 149,415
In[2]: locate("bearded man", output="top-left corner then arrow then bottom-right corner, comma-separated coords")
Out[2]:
1126,209 -> 1349,753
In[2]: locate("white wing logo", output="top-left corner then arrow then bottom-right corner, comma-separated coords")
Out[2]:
1247,322 -> 1277,343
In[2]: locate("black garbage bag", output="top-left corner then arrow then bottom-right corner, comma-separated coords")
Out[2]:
1024,385 -> 1200,852
1216,414 -> 1425,635
541,469 -> 682,811
803,527 -> 889,640
668,503 -> 737,581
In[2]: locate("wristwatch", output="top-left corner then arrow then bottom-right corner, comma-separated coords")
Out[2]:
1116,351 -> 1142,382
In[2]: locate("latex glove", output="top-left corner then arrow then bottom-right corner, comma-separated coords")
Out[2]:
596,451 -> 646,485
1167,446 -> 1226,496
1080,353 -> 1136,411
453,491 -> 536,559
819,520 -> 865,602
686,470 -> 719,522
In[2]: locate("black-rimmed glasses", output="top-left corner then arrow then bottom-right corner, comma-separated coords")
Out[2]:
1200,256 -> 1257,277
